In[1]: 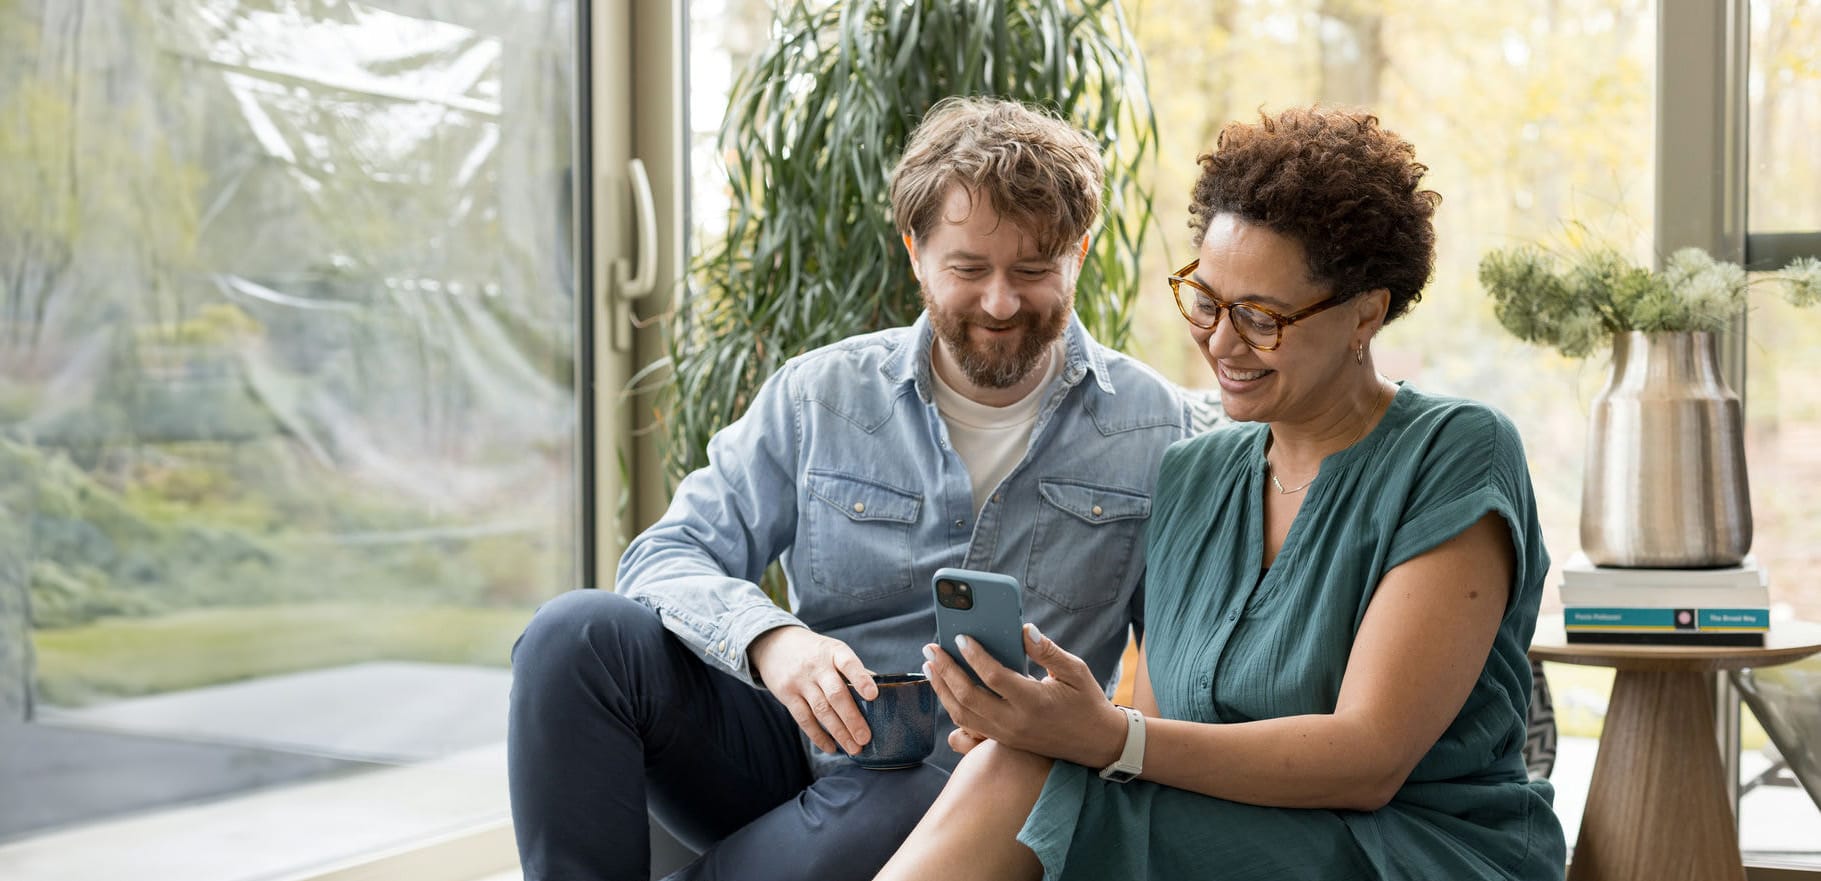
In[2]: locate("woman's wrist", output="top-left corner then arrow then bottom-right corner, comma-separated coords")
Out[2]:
1082,701 -> 1133,769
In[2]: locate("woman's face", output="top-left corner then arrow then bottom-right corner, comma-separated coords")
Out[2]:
1188,213 -> 1365,425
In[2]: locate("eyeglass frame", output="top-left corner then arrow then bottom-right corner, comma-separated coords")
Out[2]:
1166,259 -> 1357,351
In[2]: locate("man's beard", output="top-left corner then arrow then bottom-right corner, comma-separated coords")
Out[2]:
926,294 -> 1072,389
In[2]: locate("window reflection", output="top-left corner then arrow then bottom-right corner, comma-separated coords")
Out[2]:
0,0 -> 576,846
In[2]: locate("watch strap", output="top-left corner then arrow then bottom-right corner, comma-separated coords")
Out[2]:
1097,705 -> 1145,783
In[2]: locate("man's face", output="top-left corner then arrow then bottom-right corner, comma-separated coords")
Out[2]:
908,186 -> 1082,389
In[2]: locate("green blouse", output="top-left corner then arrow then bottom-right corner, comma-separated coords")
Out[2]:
1017,383 -> 1565,880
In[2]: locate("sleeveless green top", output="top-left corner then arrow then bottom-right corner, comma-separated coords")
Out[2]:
1017,384 -> 1565,880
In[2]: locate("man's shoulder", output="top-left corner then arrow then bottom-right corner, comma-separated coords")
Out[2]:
774,325 -> 918,430
780,325 -> 914,386
1079,343 -> 1189,435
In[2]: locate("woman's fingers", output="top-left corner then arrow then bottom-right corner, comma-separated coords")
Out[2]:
1023,623 -> 1095,687
924,644 -> 992,728
953,634 -> 1028,697
949,727 -> 987,754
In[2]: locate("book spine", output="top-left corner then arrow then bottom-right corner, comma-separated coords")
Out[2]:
1565,631 -> 1766,647
1557,585 -> 1770,608
1563,607 -> 1769,632
1560,570 -> 1765,590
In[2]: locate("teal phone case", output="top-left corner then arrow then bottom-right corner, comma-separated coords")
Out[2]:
931,567 -> 1028,687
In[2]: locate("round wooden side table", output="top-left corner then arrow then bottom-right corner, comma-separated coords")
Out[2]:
1528,615 -> 1821,881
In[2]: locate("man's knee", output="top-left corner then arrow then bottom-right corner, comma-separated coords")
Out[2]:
775,765 -> 949,878
513,589 -> 662,676
810,763 -> 949,836
861,763 -> 950,831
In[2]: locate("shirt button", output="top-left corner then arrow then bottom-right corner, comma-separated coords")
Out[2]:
954,519 -> 965,528
853,502 -> 865,514
716,640 -> 727,652
1226,611 -> 1239,622
1091,505 -> 1103,517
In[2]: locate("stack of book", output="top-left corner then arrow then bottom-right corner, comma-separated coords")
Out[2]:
1560,552 -> 1769,646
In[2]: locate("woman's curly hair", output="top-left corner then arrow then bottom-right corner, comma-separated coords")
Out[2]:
1188,108 -> 1440,324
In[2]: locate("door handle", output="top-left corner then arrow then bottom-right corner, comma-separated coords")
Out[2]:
614,158 -> 658,301
611,159 -> 658,351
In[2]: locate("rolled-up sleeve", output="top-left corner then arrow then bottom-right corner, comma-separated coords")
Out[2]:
615,366 -> 806,686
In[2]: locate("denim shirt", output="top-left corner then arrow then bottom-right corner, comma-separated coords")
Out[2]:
616,314 -> 1190,773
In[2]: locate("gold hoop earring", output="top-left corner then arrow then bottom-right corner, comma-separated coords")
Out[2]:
1355,344 -> 1365,365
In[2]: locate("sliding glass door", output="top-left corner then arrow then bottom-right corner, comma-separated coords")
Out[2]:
0,0 -> 580,841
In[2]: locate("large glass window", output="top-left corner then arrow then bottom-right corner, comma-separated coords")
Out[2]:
1749,0 -> 1821,233
1738,0 -> 1821,866
0,0 -> 576,850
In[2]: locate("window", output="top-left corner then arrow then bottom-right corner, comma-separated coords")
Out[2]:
1748,0 -> 1821,234
0,0 -> 577,858
1738,0 -> 1821,865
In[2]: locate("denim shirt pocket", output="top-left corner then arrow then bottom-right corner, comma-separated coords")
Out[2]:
1025,479 -> 1151,611
805,470 -> 923,600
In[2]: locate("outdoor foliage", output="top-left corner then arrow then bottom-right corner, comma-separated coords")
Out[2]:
3,438 -> 558,633
656,0 -> 1158,481
0,0 -> 578,709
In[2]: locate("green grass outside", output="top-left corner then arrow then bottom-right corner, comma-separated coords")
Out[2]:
32,603 -> 535,707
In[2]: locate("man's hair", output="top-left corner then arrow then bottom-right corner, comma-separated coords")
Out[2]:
891,97 -> 1104,259
1188,107 -> 1441,324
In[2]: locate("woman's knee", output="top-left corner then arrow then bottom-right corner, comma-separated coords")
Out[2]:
948,741 -> 1054,801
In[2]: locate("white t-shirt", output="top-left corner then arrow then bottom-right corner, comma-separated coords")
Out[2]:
932,341 -> 1064,515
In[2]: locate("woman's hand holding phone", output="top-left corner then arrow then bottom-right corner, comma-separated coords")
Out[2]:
922,623 -> 1128,769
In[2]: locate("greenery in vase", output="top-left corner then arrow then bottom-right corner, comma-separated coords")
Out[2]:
648,0 -> 1157,482
1478,243 -> 1821,358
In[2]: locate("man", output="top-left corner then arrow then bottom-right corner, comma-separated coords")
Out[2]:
508,96 -> 1189,881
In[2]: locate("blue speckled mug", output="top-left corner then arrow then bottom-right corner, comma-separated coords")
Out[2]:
848,673 -> 938,770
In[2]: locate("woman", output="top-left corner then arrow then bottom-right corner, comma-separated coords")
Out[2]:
874,107 -> 1565,881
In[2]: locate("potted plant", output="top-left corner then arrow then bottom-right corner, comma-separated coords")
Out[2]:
1479,243 -> 1821,567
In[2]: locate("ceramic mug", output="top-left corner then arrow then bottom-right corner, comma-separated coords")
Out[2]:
847,672 -> 938,769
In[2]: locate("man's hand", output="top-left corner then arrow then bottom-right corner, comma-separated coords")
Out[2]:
750,625 -> 878,755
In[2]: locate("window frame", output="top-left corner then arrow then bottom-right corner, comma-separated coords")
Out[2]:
1661,2 -> 1821,872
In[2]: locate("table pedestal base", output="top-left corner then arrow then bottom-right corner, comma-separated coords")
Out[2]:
1569,670 -> 1744,881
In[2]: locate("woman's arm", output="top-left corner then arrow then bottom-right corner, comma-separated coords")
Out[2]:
929,511 -> 1514,812
1131,642 -> 1160,718
1123,511 -> 1513,809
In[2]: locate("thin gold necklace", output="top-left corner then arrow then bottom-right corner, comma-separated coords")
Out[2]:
1268,383 -> 1391,495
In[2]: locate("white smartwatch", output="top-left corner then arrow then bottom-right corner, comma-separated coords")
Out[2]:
1098,705 -> 1146,783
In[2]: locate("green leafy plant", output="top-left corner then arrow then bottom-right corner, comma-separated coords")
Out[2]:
648,0 -> 1157,481
1479,242 -> 1821,358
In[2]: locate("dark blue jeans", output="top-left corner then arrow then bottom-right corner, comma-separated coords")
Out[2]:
508,590 -> 949,881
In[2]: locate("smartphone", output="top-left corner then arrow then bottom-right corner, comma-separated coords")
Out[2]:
931,567 -> 1028,689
